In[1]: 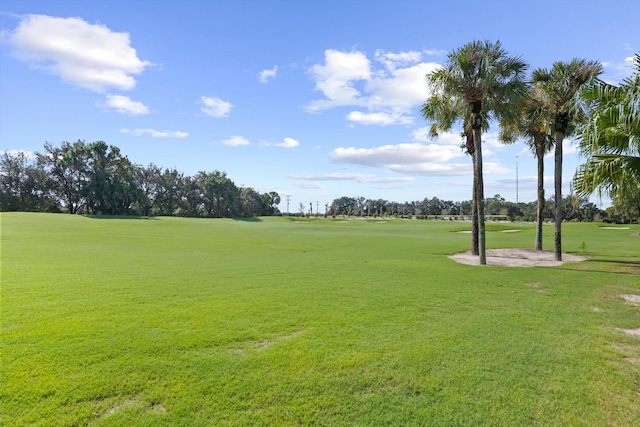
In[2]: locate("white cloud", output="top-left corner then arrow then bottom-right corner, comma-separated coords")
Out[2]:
201,96 -> 233,118
422,48 -> 447,56
220,136 -> 250,146
0,149 -> 36,160
379,160 -> 508,177
307,49 -> 371,111
101,95 -> 149,115
7,14 -> 151,92
542,138 -> 579,158
121,128 -> 188,138
481,132 -> 506,149
386,162 -> 472,176
289,172 -> 413,183
306,48 -> 441,126
602,53 -> 636,84
273,137 -> 299,148
331,143 -> 464,167
374,49 -> 422,70
412,128 -> 465,145
365,62 -> 439,108
412,128 -> 513,156
259,65 -> 278,83
479,162 -> 511,174
327,141 -> 503,176
347,111 -> 413,126
294,182 -> 326,189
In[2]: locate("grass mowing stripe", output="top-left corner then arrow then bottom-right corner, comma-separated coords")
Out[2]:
1,213 -> 639,426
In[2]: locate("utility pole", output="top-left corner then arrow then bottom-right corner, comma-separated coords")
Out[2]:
315,201 -> 319,218
285,195 -> 291,215
516,155 -> 519,204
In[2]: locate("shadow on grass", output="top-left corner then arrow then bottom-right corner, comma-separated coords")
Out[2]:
557,257 -> 640,275
232,217 -> 263,222
84,215 -> 159,220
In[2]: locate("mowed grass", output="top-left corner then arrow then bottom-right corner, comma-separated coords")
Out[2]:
1,213 -> 639,426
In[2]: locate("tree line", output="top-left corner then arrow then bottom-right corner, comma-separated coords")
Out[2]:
0,140 -> 281,218
326,193 -> 634,224
2,139 -> 635,223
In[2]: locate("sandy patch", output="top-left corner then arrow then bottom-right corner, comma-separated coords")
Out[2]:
499,229 -> 520,233
621,295 -> 640,304
619,328 -> 640,338
449,248 -> 587,267
600,226 -> 630,229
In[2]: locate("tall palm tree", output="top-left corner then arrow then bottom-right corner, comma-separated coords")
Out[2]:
574,54 -> 640,200
532,59 -> 603,261
421,94 -> 480,255
426,40 -> 528,264
499,87 -> 554,250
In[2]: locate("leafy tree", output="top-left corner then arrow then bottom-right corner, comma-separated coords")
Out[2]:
39,140 -> 90,214
156,167 -> 184,215
83,141 -> 141,215
607,179 -> 640,223
427,40 -> 528,264
574,54 -> 639,212
263,191 -> 281,215
180,175 -> 203,217
199,171 -> 240,218
532,59 -> 602,260
0,150 -> 55,211
331,196 -> 359,216
212,172 -> 240,218
239,187 -> 269,217
134,163 -> 163,216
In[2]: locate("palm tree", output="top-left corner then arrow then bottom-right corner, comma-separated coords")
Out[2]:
421,94 -> 480,255
499,87 -> 554,250
532,59 -> 603,261
426,40 -> 528,264
574,54 -> 640,201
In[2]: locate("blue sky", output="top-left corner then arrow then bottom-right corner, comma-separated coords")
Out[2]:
1,0 -> 637,213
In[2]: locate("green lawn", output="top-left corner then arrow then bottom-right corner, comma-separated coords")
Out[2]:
1,212 -> 639,426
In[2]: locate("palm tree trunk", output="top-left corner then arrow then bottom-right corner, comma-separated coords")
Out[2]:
472,104 -> 486,265
536,147 -> 544,251
554,131 -> 563,261
469,133 -> 479,256
471,170 -> 479,255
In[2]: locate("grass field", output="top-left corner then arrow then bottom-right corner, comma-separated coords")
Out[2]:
1,212 -> 639,426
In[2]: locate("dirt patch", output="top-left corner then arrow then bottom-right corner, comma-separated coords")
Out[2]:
621,295 -> 640,304
619,328 -> 640,338
449,248 -> 587,267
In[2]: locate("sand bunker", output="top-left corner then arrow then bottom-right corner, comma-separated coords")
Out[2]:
449,248 -> 587,267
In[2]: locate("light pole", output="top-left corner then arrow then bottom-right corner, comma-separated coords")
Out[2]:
516,155 -> 519,204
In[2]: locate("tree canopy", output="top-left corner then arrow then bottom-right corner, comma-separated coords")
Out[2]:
1,140 -> 281,218
574,54 -> 640,200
